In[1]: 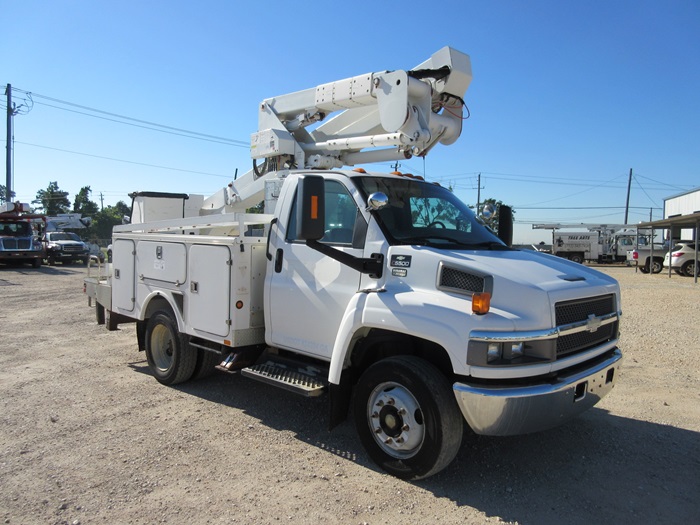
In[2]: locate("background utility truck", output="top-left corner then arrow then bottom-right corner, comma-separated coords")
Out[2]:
85,47 -> 623,480
533,223 -> 637,264
0,202 -> 46,268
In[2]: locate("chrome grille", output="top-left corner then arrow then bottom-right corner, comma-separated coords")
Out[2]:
439,266 -> 485,294
556,294 -> 617,357
0,239 -> 30,250
63,245 -> 84,252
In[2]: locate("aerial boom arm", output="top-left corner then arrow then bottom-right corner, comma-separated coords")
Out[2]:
252,46 -> 472,171
204,47 -> 472,216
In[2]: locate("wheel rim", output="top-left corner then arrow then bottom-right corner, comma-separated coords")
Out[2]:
150,324 -> 175,372
367,382 -> 424,459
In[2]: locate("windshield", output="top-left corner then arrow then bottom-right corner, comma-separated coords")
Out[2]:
0,222 -> 32,237
356,176 -> 506,249
48,232 -> 81,241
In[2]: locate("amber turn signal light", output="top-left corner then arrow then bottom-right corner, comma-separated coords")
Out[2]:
472,292 -> 491,315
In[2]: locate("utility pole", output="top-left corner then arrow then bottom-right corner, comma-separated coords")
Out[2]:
476,173 -> 483,210
100,192 -> 104,211
623,168 -> 632,224
5,84 -> 12,203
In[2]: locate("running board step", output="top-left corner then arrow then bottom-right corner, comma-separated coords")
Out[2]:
241,356 -> 327,397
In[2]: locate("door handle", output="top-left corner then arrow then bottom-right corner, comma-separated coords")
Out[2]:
274,249 -> 283,273
266,217 -> 278,261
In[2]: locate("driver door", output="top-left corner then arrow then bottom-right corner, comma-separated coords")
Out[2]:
266,179 -> 365,359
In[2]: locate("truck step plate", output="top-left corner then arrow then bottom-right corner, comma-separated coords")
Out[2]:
241,359 -> 327,397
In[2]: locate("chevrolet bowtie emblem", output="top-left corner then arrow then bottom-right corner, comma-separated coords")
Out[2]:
586,314 -> 601,333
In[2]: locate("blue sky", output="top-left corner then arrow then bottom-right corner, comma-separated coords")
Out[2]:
3,0 -> 699,243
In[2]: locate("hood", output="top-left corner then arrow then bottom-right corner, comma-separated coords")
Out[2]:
387,246 -> 619,331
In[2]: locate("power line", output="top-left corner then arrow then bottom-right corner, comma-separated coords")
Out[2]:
34,100 -> 248,147
16,141 -> 234,178
9,86 -> 248,147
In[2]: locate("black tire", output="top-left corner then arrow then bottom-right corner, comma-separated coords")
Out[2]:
48,256 -> 56,266
31,258 -> 42,268
639,265 -> 649,274
569,254 -> 584,264
681,260 -> 696,278
96,303 -> 106,325
650,259 -> 663,274
191,349 -> 221,380
144,311 -> 197,385
352,355 -> 463,480
105,309 -> 119,331
674,269 -> 684,276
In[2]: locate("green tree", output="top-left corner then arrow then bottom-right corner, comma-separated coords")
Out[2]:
0,184 -> 15,204
73,186 -> 99,216
91,201 -> 131,242
33,181 -> 70,215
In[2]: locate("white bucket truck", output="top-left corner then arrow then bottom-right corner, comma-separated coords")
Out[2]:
85,47 -> 622,479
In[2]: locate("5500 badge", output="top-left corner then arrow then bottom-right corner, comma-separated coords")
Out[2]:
390,255 -> 411,277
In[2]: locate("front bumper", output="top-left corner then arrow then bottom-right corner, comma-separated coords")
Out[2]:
453,349 -> 622,436
50,251 -> 89,260
0,251 -> 43,261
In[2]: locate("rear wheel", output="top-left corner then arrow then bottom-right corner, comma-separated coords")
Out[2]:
569,254 -> 584,264
145,311 -> 196,385
353,355 -> 463,480
191,349 -> 221,380
95,303 -> 105,325
650,259 -> 663,273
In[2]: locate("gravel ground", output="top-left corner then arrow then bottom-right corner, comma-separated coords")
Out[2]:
0,264 -> 698,525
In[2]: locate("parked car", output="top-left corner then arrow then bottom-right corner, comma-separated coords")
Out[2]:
44,231 -> 90,265
663,241 -> 698,277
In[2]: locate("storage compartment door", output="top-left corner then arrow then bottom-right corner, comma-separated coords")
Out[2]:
112,239 -> 136,313
188,244 -> 231,337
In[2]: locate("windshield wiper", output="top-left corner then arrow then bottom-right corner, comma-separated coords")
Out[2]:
459,241 -> 511,250
397,235 -> 483,248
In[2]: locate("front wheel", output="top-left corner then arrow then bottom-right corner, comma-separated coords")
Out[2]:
569,254 -> 584,264
145,311 -> 197,385
353,355 -> 463,480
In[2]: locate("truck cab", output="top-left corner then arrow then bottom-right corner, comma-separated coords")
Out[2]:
0,203 -> 46,268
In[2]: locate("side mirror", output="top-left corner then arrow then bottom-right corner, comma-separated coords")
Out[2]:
480,203 -> 495,221
366,192 -> 388,211
296,175 -> 325,241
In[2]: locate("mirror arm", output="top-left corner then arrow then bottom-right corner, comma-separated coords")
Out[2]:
305,239 -> 384,279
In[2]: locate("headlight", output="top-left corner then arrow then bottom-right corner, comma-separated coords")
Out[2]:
469,339 -> 555,366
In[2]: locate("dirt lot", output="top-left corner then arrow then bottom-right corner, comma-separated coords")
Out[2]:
0,264 -> 698,525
